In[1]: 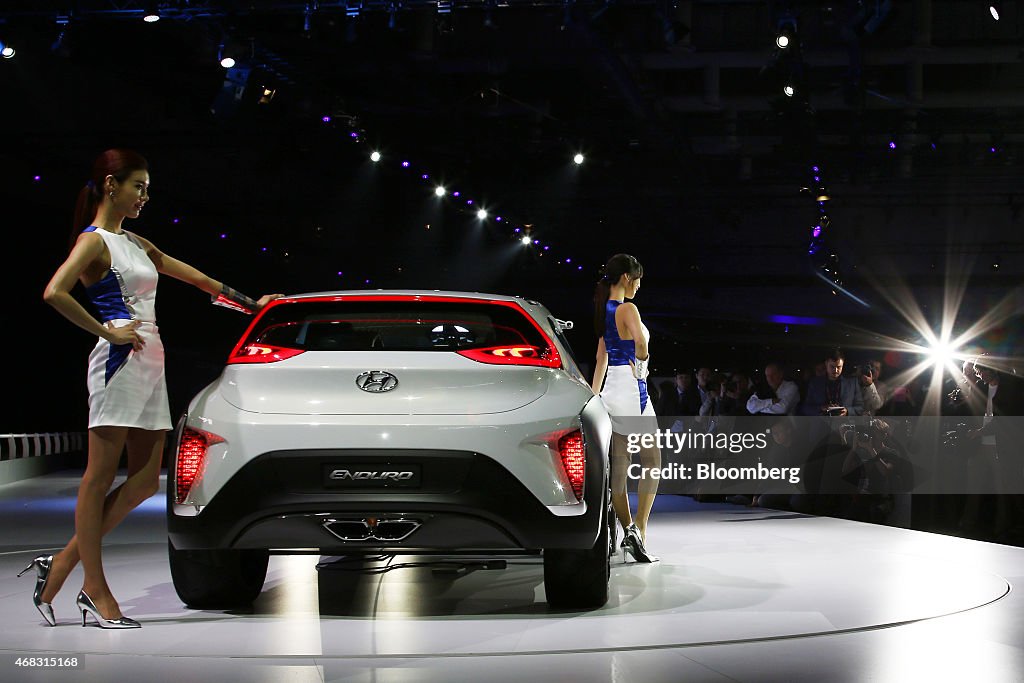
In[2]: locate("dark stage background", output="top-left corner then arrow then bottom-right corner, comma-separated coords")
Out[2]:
1,1 -> 1022,433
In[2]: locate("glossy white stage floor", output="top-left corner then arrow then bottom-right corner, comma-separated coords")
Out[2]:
2,472 -> 1023,682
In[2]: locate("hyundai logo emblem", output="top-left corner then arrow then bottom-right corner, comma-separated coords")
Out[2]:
356,370 -> 399,393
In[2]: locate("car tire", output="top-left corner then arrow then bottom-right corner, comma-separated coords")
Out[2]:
168,540 -> 269,609
542,487 -> 612,609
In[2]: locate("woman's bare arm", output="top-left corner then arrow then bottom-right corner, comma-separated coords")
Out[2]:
592,336 -> 608,394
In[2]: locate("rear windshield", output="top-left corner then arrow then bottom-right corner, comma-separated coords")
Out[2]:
245,299 -> 551,352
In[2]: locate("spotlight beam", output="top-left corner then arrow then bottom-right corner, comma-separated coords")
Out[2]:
813,271 -> 871,308
833,252 -> 1022,413
937,251 -> 978,348
948,286 -> 1024,355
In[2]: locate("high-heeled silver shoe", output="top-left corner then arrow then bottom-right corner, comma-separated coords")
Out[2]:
17,555 -> 56,626
76,591 -> 140,629
621,524 -> 659,563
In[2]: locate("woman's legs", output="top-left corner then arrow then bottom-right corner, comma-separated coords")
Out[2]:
610,434 -> 662,539
71,427 -> 126,618
41,428 -> 165,617
633,444 -> 661,540
609,432 -> 633,532
123,428 -> 165,503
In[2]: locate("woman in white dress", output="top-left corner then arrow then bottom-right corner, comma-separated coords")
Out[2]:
22,149 -> 281,628
591,254 -> 660,562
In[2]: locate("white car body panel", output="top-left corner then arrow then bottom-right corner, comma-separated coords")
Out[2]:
218,352 -> 553,415
178,379 -> 597,511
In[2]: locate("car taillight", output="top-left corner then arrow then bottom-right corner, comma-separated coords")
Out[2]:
558,430 -> 585,501
175,427 -> 224,504
227,344 -> 305,365
457,344 -> 561,368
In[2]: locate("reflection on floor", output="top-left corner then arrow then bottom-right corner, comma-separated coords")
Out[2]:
1,472 -> 1023,682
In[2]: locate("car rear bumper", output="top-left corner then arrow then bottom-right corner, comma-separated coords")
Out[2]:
169,445 -> 607,553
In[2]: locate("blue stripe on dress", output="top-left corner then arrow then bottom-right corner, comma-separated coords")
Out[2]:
85,270 -> 131,322
104,343 -> 132,385
82,227 -> 132,323
82,227 -> 134,383
639,378 -> 649,413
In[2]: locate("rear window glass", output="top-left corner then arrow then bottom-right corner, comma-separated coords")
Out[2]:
246,299 -> 551,352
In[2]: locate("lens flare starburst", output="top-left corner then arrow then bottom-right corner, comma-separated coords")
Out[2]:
832,252 -> 1022,414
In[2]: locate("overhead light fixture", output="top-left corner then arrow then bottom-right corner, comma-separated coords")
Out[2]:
1,44 -> 15,59
436,10 -> 453,34
521,235 -> 532,245
217,44 -> 236,69
990,5 -> 1000,21
435,185 -> 447,197
573,153 -> 584,165
783,85 -> 795,97
370,151 -> 381,162
776,17 -> 796,49
477,209 -> 488,219
303,3 -> 314,33
143,2 -> 161,23
388,1 -> 400,30
815,186 -> 830,202
258,86 -> 276,104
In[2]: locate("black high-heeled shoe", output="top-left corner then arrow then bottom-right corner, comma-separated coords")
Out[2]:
16,555 -> 56,626
621,524 -> 659,563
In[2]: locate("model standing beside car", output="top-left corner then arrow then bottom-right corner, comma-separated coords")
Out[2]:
20,149 -> 280,629
591,253 -> 660,563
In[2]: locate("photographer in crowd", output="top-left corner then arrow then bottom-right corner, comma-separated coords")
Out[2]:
840,419 -> 907,523
965,356 -> 1024,542
746,363 -> 800,416
801,348 -> 865,417
721,371 -> 754,416
858,359 -> 885,415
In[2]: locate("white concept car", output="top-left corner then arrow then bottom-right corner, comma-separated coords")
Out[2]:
167,291 -> 614,609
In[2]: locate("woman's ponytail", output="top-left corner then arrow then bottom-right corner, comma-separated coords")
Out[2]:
69,182 -> 102,252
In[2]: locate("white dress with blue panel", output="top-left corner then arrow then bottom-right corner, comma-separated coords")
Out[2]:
83,227 -> 172,430
599,299 -> 656,435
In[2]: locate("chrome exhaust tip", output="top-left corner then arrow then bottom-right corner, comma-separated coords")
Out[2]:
322,517 -> 421,542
